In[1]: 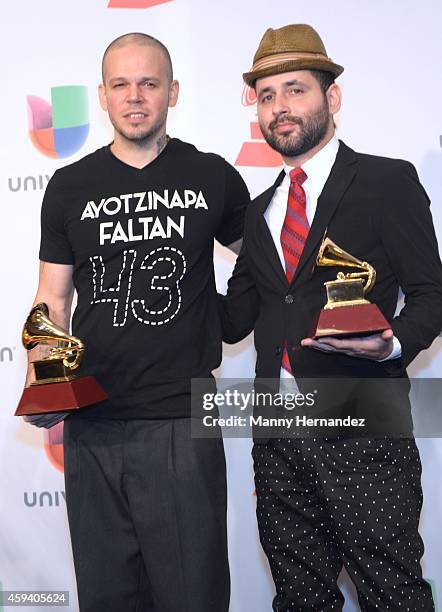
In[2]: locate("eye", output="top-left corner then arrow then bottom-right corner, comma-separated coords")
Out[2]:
142,80 -> 156,88
289,87 -> 303,95
112,82 -> 125,89
259,94 -> 273,104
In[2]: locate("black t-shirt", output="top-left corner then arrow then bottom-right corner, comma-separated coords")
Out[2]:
39,138 -> 249,418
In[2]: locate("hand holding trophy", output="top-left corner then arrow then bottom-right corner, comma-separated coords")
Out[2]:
16,303 -> 107,423
311,236 -> 391,338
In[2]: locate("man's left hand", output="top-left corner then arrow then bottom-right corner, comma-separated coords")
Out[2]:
301,329 -> 394,360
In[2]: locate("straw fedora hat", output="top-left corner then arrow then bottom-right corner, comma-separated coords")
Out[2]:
243,24 -> 344,87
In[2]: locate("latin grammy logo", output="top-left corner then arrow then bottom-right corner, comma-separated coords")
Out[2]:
108,0 -> 173,7
235,85 -> 282,168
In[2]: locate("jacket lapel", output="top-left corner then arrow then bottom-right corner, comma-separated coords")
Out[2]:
291,141 -> 358,287
255,169 -> 289,287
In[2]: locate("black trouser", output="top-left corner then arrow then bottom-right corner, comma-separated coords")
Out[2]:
253,437 -> 434,612
63,417 -> 229,612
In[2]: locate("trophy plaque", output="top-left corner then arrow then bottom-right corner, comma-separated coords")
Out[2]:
311,237 -> 391,338
16,303 -> 107,416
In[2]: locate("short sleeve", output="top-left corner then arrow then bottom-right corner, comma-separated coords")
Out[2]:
39,171 -> 74,264
215,162 -> 250,246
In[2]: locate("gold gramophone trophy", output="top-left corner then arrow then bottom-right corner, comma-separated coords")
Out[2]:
16,303 -> 107,416
311,237 -> 391,338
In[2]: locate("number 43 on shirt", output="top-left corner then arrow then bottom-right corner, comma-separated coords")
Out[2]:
90,246 -> 186,327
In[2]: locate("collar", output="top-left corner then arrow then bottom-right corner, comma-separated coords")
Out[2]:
283,135 -> 339,180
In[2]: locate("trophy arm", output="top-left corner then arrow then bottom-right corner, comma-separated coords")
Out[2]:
361,262 -> 376,294
48,338 -> 85,370
342,265 -> 376,295
62,338 -> 85,370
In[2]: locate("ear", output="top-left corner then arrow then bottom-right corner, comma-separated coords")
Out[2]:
168,80 -> 179,108
98,83 -> 108,112
327,83 -> 342,115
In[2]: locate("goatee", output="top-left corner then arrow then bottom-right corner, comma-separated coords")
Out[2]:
261,98 -> 330,158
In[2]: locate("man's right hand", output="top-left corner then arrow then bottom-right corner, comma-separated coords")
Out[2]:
23,367 -> 69,428
24,412 -> 69,428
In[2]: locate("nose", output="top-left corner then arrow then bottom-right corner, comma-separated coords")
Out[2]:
272,91 -> 290,116
127,83 -> 142,103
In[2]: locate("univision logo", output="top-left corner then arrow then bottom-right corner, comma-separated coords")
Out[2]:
8,174 -> 50,193
24,490 -> 66,508
27,86 -> 89,159
426,578 -> 438,609
0,346 -> 14,362
108,0 -> 173,7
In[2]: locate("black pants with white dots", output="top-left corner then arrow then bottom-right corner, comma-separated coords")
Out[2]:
253,437 -> 434,612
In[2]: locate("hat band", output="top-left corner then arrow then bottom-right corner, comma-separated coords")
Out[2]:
251,51 -> 332,72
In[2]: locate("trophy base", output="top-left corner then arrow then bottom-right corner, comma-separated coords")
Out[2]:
15,376 -> 108,416
311,302 -> 391,339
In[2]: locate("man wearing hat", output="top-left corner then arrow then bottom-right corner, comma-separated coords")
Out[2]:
220,24 -> 442,611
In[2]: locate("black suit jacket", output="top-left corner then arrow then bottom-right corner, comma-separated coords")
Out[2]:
220,141 -> 442,436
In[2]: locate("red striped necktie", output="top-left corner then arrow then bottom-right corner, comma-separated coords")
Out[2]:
280,166 -> 309,373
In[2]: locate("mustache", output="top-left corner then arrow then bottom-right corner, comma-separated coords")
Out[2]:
269,115 -> 303,130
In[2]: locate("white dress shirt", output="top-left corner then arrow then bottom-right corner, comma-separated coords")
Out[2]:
263,136 -> 401,382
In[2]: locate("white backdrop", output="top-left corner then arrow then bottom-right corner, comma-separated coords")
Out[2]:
1,1 -> 442,610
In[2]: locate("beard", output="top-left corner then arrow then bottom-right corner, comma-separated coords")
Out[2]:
110,108 -> 168,145
260,97 -> 330,158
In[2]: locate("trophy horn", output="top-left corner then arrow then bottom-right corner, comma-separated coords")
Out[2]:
22,303 -> 84,370
316,237 -> 376,294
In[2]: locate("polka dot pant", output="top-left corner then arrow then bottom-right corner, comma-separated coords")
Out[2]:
252,437 -> 434,611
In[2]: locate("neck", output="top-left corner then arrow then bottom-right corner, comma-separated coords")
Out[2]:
110,130 -> 168,169
282,128 -> 335,168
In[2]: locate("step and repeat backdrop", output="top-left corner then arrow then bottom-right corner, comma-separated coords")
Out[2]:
1,1 -> 442,610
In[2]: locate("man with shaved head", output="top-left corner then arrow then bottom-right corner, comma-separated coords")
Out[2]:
102,32 -> 174,83
23,32 -> 249,611
100,32 -> 175,156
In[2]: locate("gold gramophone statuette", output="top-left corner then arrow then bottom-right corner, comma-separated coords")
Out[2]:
311,237 -> 391,338
318,238 -> 376,309
23,303 -> 85,385
16,303 -> 107,417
